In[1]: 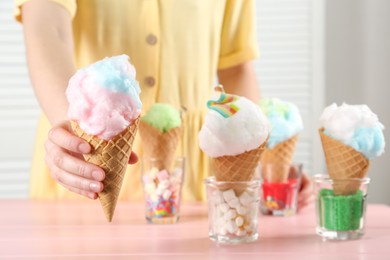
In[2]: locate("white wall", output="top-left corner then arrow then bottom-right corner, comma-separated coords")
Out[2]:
326,0 -> 390,204
255,0 -> 325,176
0,1 -> 39,198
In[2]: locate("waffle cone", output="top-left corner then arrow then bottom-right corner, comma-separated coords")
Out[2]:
212,141 -> 267,194
319,128 -> 369,195
260,135 -> 298,183
139,121 -> 181,170
71,117 -> 140,222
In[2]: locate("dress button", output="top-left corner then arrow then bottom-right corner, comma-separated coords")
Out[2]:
144,76 -> 155,87
146,34 -> 158,45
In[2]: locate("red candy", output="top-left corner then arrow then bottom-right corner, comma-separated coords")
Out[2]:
262,179 -> 299,210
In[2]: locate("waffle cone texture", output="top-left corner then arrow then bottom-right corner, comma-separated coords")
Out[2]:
212,141 -> 267,194
139,121 -> 181,170
71,117 -> 140,222
260,135 -> 298,183
319,128 -> 369,195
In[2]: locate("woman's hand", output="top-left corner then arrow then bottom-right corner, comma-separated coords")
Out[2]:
298,173 -> 314,210
44,121 -> 138,200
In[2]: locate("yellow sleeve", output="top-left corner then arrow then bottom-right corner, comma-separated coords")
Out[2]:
14,0 -> 77,22
218,0 -> 259,70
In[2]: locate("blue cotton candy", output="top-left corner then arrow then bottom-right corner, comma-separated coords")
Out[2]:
66,54 -> 142,140
326,126 -> 385,159
260,98 -> 303,149
320,103 -> 385,160
82,54 -> 140,95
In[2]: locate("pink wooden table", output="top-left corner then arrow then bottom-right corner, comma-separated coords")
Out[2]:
0,200 -> 389,259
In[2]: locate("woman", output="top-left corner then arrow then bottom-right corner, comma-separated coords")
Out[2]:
15,0 -> 312,207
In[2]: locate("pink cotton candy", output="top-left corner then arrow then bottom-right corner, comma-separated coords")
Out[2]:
66,55 -> 142,140
67,77 -> 139,140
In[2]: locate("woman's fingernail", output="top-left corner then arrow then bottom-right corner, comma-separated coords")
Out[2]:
78,143 -> 90,153
90,183 -> 101,192
89,193 -> 98,200
92,171 -> 104,181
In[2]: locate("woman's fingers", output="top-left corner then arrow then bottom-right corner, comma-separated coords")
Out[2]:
298,173 -> 314,210
44,121 -> 106,199
45,140 -> 105,181
48,124 -> 91,154
61,183 -> 99,200
46,158 -> 103,195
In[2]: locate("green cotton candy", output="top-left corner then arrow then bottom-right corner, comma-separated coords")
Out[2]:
259,98 -> 290,117
141,103 -> 181,133
318,189 -> 365,231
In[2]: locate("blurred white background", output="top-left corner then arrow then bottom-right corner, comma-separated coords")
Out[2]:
326,0 -> 390,204
0,0 -> 388,204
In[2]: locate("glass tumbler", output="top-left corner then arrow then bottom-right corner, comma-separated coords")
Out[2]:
204,177 -> 261,244
141,157 -> 185,224
260,163 -> 302,216
314,175 -> 370,240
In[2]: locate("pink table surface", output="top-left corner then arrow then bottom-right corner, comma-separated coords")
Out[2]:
0,200 -> 389,259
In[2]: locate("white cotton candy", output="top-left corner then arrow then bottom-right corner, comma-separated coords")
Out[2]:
320,103 -> 381,139
199,97 -> 269,157
320,103 -> 385,158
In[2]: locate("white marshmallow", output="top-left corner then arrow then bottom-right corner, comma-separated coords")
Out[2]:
218,226 -> 227,236
149,167 -> 159,179
239,191 -> 254,206
218,203 -> 230,213
162,190 -> 172,200
159,180 -> 170,189
236,229 -> 247,237
144,183 -> 156,194
156,186 -> 165,196
212,190 -> 224,205
226,220 -> 238,234
235,216 -> 244,227
150,194 -> 158,202
224,209 -> 237,220
236,205 -> 248,215
227,197 -> 240,209
222,189 -> 236,202
244,222 -> 256,233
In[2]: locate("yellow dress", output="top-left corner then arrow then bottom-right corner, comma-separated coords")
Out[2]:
14,0 -> 259,202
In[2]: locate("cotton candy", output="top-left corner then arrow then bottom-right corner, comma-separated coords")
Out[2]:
66,55 -> 142,140
259,98 -> 303,148
141,103 -> 181,133
320,103 -> 385,159
199,96 -> 269,157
